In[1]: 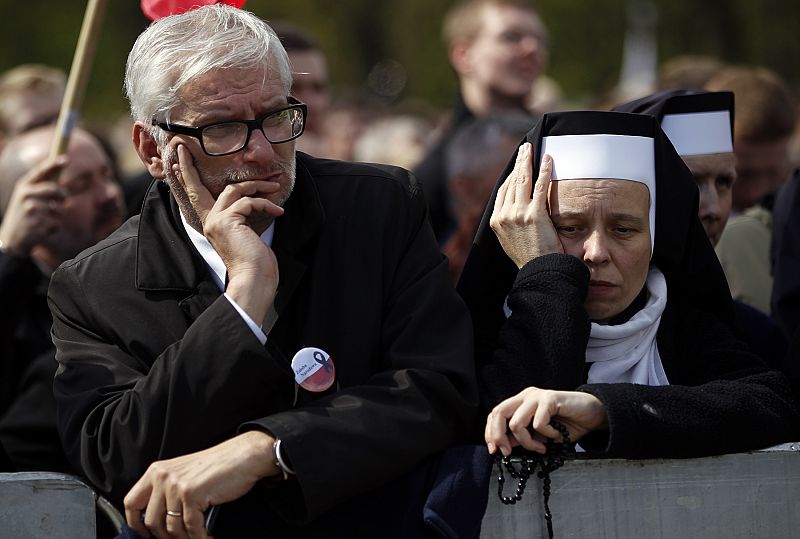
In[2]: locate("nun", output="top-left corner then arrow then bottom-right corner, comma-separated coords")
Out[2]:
458,111 -> 800,458
613,90 -> 787,369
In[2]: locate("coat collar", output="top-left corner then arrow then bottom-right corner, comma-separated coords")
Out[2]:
134,153 -> 325,320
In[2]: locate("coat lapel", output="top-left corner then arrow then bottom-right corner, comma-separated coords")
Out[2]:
132,157 -> 326,327
135,181 -> 219,321
272,154 -> 325,320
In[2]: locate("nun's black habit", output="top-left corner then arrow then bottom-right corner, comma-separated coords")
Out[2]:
458,111 -> 799,458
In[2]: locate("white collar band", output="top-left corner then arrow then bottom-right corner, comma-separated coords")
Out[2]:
541,134 -> 655,187
660,110 -> 733,156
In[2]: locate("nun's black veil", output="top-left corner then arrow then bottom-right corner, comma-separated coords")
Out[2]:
457,111 -> 735,355
611,88 -> 734,127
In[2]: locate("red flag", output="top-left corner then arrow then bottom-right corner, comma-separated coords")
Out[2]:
141,0 -> 246,21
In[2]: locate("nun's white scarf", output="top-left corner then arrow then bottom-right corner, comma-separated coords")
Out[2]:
585,267 -> 669,386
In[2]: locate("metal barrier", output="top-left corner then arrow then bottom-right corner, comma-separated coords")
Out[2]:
481,443 -> 800,538
0,472 -> 124,538
3,445 -> 799,538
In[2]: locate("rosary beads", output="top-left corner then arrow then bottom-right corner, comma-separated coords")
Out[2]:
494,420 -> 572,538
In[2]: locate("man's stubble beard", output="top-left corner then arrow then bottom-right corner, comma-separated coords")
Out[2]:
160,144 -> 296,233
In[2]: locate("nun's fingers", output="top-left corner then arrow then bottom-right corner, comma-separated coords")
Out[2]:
492,171 -> 512,219
531,153 -> 553,217
510,142 -> 534,205
531,393 -> 562,441
493,143 -> 529,215
485,407 -> 514,457
507,389 -> 548,454
486,391 -> 530,457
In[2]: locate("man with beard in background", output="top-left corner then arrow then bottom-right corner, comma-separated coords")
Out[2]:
0,125 -> 124,472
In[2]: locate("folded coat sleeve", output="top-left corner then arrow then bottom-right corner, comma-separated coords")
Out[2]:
477,253 -> 591,412
49,264 -> 296,504
578,305 -> 800,458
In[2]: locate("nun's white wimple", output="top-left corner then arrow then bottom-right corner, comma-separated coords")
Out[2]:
661,110 -> 733,156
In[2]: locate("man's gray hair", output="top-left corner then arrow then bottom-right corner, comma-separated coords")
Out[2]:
125,4 -> 291,144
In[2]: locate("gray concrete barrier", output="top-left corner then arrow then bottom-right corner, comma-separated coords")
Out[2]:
4,446 -> 800,538
0,472 -> 97,537
481,443 -> 800,538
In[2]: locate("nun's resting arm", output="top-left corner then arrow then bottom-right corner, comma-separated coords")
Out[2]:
577,304 -> 800,458
478,253 -> 591,411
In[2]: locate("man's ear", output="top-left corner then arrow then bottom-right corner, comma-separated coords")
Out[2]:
133,122 -> 166,179
449,40 -> 473,77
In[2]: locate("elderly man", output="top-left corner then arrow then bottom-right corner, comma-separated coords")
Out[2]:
414,0 -> 545,241
0,125 -> 124,471
614,89 -> 786,366
48,5 -> 476,537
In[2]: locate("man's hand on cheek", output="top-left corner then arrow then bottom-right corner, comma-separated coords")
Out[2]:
175,144 -> 283,323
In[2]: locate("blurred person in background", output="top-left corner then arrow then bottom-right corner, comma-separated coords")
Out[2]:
772,166 -> 800,340
770,110 -> 800,339
706,66 -> 795,214
352,113 -> 433,170
0,125 -> 124,472
0,64 -> 65,153
443,112 -> 534,283
273,22 -> 331,157
707,66 -> 796,315
414,0 -> 545,241
323,95 -> 380,161
656,55 -> 724,92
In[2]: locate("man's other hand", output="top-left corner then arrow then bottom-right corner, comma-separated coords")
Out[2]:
124,431 -> 278,539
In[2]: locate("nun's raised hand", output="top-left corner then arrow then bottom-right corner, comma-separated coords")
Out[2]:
490,143 -> 563,269
485,387 -> 608,457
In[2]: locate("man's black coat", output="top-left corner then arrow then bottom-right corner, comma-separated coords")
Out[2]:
49,153 -> 478,524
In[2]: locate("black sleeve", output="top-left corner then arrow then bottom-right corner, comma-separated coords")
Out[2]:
771,170 -> 800,339
578,306 -> 800,458
478,253 -> 591,412
0,252 -> 42,410
49,271 -> 296,504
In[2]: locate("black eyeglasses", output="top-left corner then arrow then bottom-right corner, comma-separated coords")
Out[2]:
152,97 -> 307,156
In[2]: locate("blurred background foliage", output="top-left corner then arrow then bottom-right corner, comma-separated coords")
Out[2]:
0,0 -> 798,123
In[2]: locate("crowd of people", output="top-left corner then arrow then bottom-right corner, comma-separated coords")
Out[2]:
0,0 -> 799,537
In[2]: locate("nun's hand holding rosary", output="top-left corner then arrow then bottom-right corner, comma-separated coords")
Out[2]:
490,142 -> 563,269
485,387 -> 609,457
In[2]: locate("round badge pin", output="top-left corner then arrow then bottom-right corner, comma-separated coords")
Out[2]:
291,347 -> 336,392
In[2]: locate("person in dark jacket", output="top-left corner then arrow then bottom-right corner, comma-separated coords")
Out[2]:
771,168 -> 800,339
458,111 -> 799,459
0,125 -> 123,473
414,0 -> 545,241
48,5 -> 477,538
